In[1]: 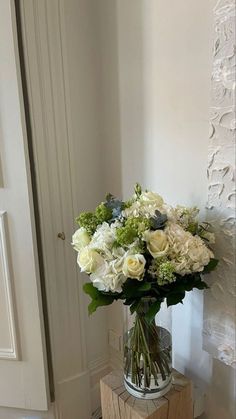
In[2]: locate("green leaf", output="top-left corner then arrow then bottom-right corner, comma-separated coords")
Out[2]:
134,183 -> 142,197
203,258 -> 219,274
184,282 -> 195,292
137,282 -> 152,292
83,282 -> 100,299
145,300 -> 161,323
167,291 -> 185,307
194,280 -> 209,290
130,300 -> 141,314
83,282 -> 115,315
122,279 -> 151,299
88,295 -> 114,315
123,298 -> 136,306
170,282 -> 186,293
150,210 -> 167,230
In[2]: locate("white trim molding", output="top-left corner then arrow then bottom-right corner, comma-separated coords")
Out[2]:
0,211 -> 19,360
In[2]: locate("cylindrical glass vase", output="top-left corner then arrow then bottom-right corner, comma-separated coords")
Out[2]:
123,298 -> 172,399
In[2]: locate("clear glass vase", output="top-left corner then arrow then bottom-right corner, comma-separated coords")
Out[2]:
123,298 -> 172,399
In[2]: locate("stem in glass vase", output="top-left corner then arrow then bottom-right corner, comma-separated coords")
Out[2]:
124,300 -> 171,393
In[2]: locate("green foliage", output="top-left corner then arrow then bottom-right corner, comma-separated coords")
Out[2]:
134,183 -> 142,198
122,279 -> 152,300
145,300 -> 161,323
130,300 -> 141,314
95,203 -> 112,223
83,283 -> 115,315
150,210 -> 167,230
76,212 -> 98,235
167,291 -> 185,307
203,258 -> 219,273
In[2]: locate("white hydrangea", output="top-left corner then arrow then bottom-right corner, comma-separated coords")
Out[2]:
90,258 -> 126,293
167,205 -> 199,230
165,223 -> 213,275
89,247 -> 146,292
122,192 -> 165,219
89,221 -> 121,258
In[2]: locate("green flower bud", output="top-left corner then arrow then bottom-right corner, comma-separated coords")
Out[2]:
76,212 -> 98,235
95,203 -> 112,223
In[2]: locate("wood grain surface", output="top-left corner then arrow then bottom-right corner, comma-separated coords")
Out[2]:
100,369 -> 193,419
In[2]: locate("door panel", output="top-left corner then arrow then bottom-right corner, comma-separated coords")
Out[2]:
0,0 -> 49,410
0,211 -> 19,361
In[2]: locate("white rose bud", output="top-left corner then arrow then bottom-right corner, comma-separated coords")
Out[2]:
72,227 -> 91,252
140,191 -> 164,207
143,230 -> 169,258
77,247 -> 104,273
123,254 -> 146,280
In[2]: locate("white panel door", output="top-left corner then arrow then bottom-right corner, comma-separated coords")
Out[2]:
0,0 -> 49,411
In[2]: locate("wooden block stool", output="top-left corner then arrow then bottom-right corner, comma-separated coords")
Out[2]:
100,369 -> 193,419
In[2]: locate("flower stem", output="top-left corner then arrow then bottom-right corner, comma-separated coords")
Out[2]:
124,312 -> 171,392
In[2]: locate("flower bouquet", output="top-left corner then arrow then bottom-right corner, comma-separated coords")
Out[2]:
72,184 -> 218,398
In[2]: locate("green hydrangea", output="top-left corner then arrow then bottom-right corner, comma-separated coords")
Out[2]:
116,225 -> 137,246
116,217 -> 150,246
95,203 -> 112,223
76,212 -> 98,235
126,216 -> 150,232
157,261 -> 176,286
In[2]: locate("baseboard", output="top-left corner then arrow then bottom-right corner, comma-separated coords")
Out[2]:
88,356 -> 111,413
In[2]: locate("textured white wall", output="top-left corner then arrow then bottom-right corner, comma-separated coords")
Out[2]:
203,2 -> 236,418
203,0 -> 236,367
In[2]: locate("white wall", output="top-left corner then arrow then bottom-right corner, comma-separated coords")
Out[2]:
98,1 -> 235,418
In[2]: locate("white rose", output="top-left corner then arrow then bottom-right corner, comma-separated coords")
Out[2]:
77,247 -> 104,273
143,230 -> 169,258
122,254 -> 146,280
140,191 -> 164,207
72,227 -> 90,252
